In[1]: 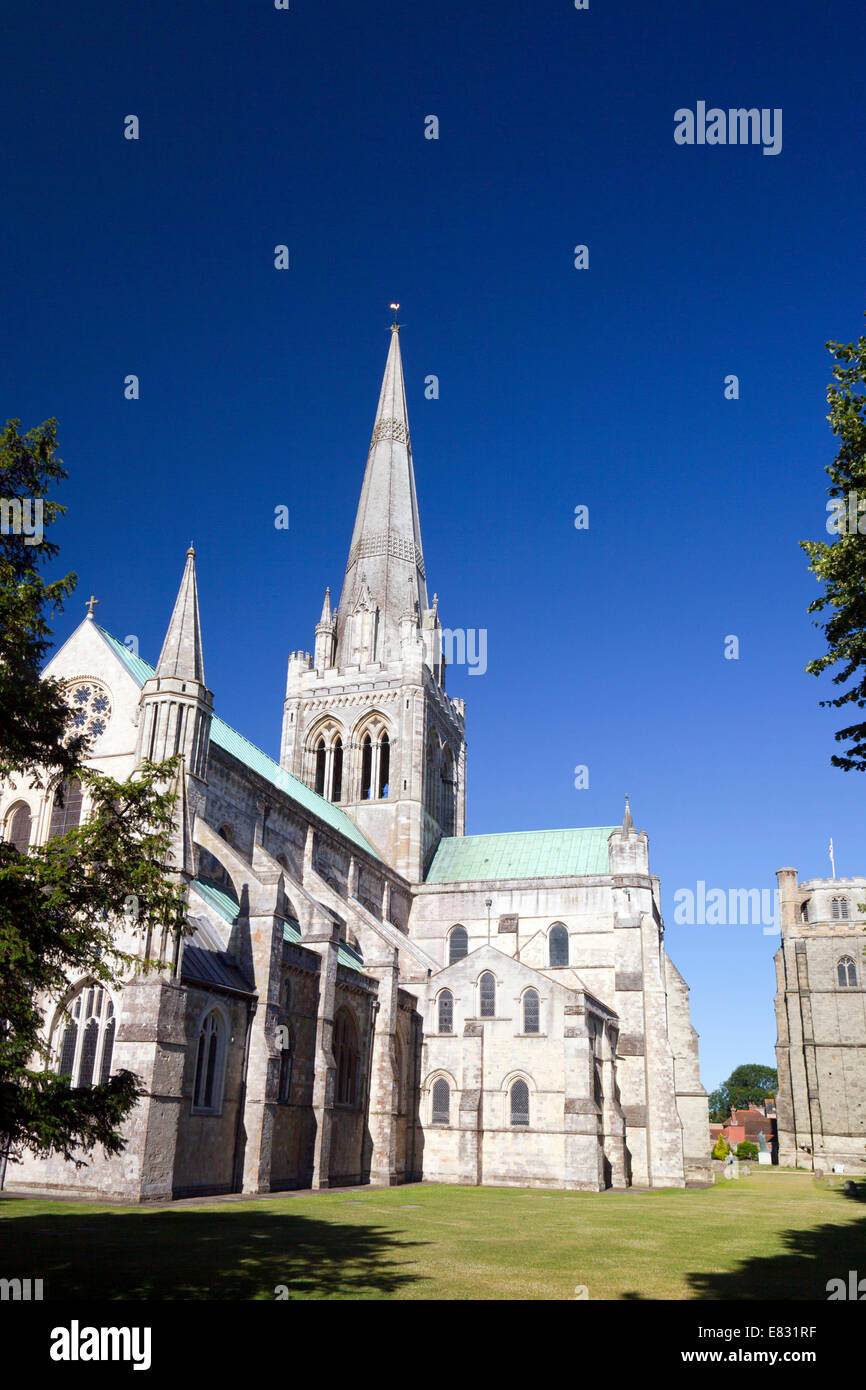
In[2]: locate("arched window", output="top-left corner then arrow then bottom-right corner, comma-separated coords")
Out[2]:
800,901 -> 809,922
314,738 -> 327,796
334,1008 -> 360,1106
48,779 -> 84,839
841,898 -> 850,920
523,989 -> 540,1034
479,971 -> 495,1017
432,1077 -> 450,1125
438,989 -> 454,1033
278,1026 -> 294,1103
549,923 -> 569,968
510,1079 -> 530,1127
378,733 -> 390,798
5,802 -> 32,853
192,1011 -> 226,1113
55,984 -> 115,1088
332,737 -> 343,802
837,956 -> 857,988
448,925 -> 468,964
424,734 -> 439,818
440,749 -> 455,834
360,735 -> 373,801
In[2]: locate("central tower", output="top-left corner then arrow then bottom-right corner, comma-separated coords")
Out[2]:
280,319 -> 466,882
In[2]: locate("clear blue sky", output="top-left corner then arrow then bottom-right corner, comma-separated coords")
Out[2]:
3,0 -> 865,1092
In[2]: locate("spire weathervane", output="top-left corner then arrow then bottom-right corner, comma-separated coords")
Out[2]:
389,302 -> 400,329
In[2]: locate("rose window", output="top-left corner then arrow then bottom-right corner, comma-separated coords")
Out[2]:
63,681 -> 112,742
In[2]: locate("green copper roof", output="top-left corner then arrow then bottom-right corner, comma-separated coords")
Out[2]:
425,827 -> 618,884
282,918 -> 365,973
98,627 -> 381,861
191,878 -> 240,924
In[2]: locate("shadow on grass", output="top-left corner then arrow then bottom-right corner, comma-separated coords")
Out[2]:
687,1183 -> 866,1301
0,1205 -> 427,1300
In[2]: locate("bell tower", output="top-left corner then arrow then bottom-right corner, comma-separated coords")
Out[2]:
280,315 -> 465,882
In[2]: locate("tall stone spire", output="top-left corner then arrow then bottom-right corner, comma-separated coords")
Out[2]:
335,322 -> 428,664
156,546 -> 205,684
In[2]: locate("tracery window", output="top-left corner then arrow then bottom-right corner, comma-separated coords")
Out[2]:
62,680 -> 112,744
510,1079 -> 530,1127
431,1077 -> 450,1125
48,779 -> 84,839
55,984 -> 115,1088
837,955 -> 857,988
192,1011 -> 227,1113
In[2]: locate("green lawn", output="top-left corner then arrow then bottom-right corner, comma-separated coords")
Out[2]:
1,1169 -> 863,1300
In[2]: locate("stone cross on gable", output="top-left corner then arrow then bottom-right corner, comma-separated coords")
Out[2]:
85,595 -> 99,619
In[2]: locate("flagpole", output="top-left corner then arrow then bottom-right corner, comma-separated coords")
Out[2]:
829,838 -> 836,880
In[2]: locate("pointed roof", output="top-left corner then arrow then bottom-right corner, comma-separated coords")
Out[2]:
156,546 -> 205,683
317,587 -> 333,627
335,323 -> 428,662
622,795 -> 634,834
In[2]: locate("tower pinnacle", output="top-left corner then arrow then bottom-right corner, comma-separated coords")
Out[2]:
156,547 -> 205,684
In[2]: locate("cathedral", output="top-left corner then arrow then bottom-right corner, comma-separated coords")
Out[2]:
2,322 -> 710,1199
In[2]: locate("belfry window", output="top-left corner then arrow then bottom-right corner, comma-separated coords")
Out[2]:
56,985 -> 115,1088
314,739 -> 327,796
837,956 -> 857,988
332,738 -> 343,802
479,971 -> 495,1017
378,733 -> 390,798
361,735 -> 373,801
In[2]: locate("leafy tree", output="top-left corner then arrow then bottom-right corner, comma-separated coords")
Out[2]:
0,419 -> 83,781
736,1142 -> 758,1161
707,1064 -> 777,1124
0,418 -> 186,1177
801,323 -> 866,770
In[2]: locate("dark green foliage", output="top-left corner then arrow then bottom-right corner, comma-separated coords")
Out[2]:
708,1064 -> 777,1123
801,323 -> 866,771
0,418 -> 186,1170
